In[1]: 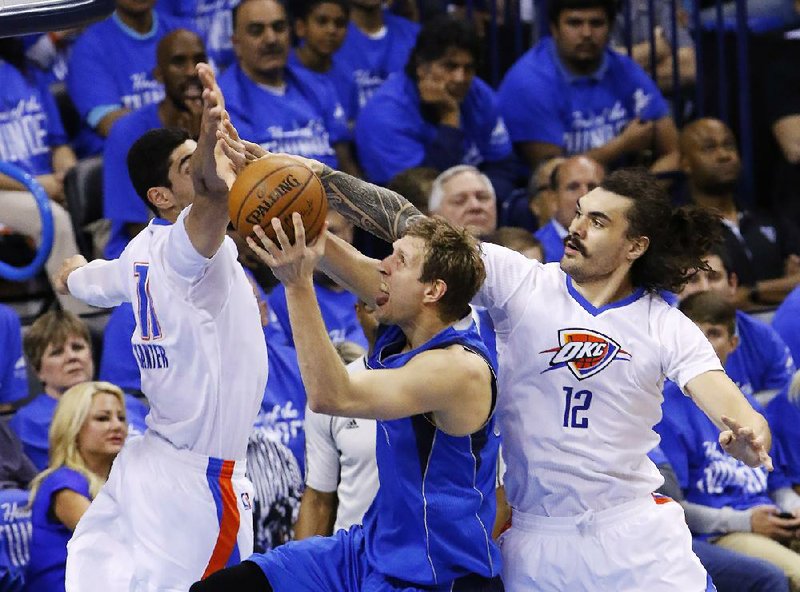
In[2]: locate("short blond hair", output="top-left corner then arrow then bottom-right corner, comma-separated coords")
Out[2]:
29,382 -> 126,504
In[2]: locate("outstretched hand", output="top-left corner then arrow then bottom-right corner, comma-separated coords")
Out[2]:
246,213 -> 328,287
217,119 -> 269,175
190,63 -> 233,196
719,415 -> 773,471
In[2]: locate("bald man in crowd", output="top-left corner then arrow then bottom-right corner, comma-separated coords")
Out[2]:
534,155 -> 605,262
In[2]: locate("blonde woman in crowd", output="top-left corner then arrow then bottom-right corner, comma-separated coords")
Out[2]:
24,382 -> 127,592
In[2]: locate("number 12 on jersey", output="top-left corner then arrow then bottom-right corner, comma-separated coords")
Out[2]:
562,386 -> 592,428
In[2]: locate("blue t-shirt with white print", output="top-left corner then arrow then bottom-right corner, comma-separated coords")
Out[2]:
102,103 -> 161,259
726,310 -> 795,397
354,72 -> 512,184
0,61 -> 67,176
155,0 -> 237,71
765,386 -> 800,487
656,380 -> 791,538
267,282 -> 367,350
218,63 -> 349,168
67,11 -> 180,127
333,10 -> 418,113
498,36 -> 668,154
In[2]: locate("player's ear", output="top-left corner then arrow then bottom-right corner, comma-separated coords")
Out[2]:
627,235 -> 649,262
423,279 -> 447,305
147,186 -> 172,212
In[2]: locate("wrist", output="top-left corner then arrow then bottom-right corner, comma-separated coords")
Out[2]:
284,278 -> 315,293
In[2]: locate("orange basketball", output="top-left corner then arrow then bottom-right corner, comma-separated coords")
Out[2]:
228,155 -> 327,244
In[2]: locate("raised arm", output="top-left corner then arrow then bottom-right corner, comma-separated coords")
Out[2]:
183,63 -> 236,259
685,370 -> 773,470
249,215 -> 491,435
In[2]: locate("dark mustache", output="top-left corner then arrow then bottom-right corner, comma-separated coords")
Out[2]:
564,234 -> 587,256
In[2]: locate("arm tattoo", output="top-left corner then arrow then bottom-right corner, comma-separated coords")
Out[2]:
318,166 -> 424,242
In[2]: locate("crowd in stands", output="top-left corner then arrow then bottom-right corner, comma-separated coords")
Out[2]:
2,0 -> 800,590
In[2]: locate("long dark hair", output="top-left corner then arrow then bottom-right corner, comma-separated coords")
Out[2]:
603,168 -> 722,293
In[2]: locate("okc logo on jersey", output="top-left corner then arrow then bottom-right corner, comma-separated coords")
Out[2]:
541,328 -> 631,380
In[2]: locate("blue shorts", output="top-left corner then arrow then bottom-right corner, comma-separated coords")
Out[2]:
247,524 -> 504,592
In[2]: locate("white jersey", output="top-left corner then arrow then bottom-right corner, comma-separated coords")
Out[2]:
303,357 -> 378,532
68,208 -> 268,460
474,243 -> 721,517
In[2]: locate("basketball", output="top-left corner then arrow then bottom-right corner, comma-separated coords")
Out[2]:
228,155 -> 327,244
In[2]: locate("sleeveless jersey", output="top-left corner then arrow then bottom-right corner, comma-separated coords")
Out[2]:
361,316 -> 502,585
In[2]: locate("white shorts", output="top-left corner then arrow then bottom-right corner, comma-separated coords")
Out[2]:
65,431 -> 254,592
500,495 -> 715,592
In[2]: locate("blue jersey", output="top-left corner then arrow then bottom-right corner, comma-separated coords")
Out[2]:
9,393 -> 148,471
288,50 -> 358,124
0,305 -> 27,406
765,388 -> 800,486
102,103 -> 161,259
656,381 -> 789,538
66,11 -> 179,127
498,37 -> 668,154
333,11 -> 418,112
218,63 -> 349,168
361,319 -> 502,585
26,468 -> 90,592
726,310 -> 795,396
155,0 -> 236,70
772,285 -> 800,366
267,283 -> 367,350
0,61 -> 67,176
355,72 -> 512,184
534,220 -> 567,264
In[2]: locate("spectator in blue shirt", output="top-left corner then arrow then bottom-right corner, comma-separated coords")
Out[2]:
25,381 -> 128,592
678,248 -> 795,401
156,0 -> 237,70
498,0 -> 679,173
355,16 -> 516,201
289,0 -> 357,124
765,373 -> 800,494
103,29 -> 207,259
0,305 -> 28,411
0,38 -> 96,316
535,155 -> 604,262
657,292 -> 800,589
9,311 -> 147,470
772,285 -> 800,365
220,0 -> 359,176
66,0 -> 182,146
333,0 -> 418,115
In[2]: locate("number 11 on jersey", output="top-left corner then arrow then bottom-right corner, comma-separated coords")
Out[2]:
562,386 -> 592,428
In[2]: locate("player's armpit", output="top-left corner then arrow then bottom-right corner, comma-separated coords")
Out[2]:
344,347 -> 493,436
316,165 -> 424,243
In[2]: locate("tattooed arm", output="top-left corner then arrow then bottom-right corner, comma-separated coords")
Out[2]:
315,164 -> 424,243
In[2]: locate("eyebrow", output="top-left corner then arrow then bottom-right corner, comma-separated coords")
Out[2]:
587,210 -> 612,223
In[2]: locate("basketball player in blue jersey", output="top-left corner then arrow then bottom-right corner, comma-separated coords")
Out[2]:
218,127 -> 775,590
54,64 -> 269,591
192,215 -> 503,591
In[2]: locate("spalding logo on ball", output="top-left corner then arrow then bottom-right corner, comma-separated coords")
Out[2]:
228,155 -> 327,244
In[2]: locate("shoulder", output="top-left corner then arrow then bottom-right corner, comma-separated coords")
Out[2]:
413,345 -> 491,385
501,42 -> 556,89
107,104 -> 160,140
0,303 -> 21,330
72,17 -> 114,49
736,310 -> 781,343
39,467 -> 90,498
11,395 -> 54,425
384,11 -> 420,36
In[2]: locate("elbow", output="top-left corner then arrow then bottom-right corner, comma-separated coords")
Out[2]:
307,391 -> 341,416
